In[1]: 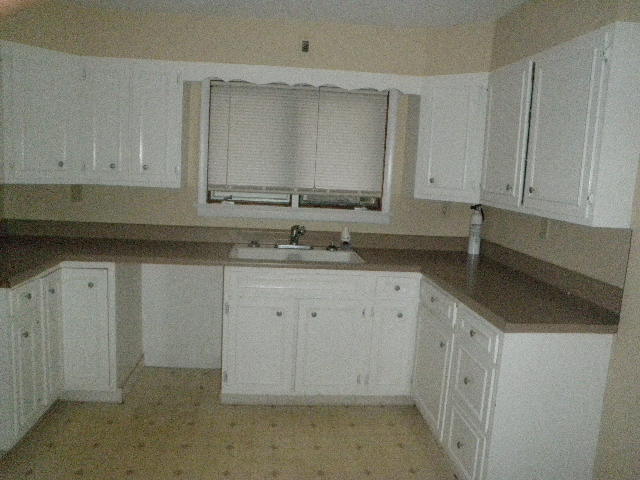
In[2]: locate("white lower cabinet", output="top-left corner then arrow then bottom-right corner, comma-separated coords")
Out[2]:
41,270 -> 63,404
369,303 -> 417,395
414,278 -> 614,480
60,268 -> 111,393
1,262 -> 142,452
221,267 -> 420,401
296,300 -> 371,396
222,297 -> 296,395
10,279 -> 48,436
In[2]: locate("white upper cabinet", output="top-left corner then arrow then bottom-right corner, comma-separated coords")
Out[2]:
481,22 -> 640,228
2,44 -> 81,183
480,59 -> 533,209
78,60 -> 131,182
129,67 -> 182,187
414,73 -> 488,204
0,41 -> 183,188
522,29 -> 607,221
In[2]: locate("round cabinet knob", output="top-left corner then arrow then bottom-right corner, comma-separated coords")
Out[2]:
429,177 -> 435,184
276,311 -> 283,317
456,441 -> 463,449
529,186 -> 535,194
430,296 -> 437,303
311,312 -> 317,318
25,292 -> 32,300
469,329 -> 476,338
58,161 -> 64,168
505,184 -> 512,191
394,285 -> 401,291
396,312 -> 403,318
439,341 -> 445,349
88,282 -> 94,288
22,331 -> 29,338
463,377 -> 471,385
142,164 -> 149,171
48,288 -> 55,294
110,163 -> 116,169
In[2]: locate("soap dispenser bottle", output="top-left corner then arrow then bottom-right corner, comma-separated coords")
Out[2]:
341,226 -> 352,250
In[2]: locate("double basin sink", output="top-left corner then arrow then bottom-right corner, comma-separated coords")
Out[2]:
230,244 -> 365,264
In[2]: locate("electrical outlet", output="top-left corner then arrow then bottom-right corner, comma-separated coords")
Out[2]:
301,40 -> 309,53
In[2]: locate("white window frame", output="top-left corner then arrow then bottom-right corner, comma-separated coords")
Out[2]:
197,79 -> 400,224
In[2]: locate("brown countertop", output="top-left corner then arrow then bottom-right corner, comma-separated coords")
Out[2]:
0,236 -> 618,334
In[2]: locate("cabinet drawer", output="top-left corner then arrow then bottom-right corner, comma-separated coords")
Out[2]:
444,403 -> 485,480
457,305 -> 500,363
451,343 -> 495,430
421,281 -> 455,320
375,276 -> 419,299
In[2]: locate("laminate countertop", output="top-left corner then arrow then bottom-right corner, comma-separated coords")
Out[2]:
0,236 -> 618,334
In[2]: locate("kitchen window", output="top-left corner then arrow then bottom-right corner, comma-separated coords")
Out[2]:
197,79 -> 400,223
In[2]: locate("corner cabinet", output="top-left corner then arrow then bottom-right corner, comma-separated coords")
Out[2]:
481,22 -> 640,228
0,262 -> 143,452
221,267 -> 419,402
414,277 -> 613,480
1,41 -> 183,188
414,73 -> 488,204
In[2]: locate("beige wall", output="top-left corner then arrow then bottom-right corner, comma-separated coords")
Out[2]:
0,1 -> 494,76
594,169 -> 640,480
492,0 -> 638,69
0,0 -> 496,237
483,207 -> 630,288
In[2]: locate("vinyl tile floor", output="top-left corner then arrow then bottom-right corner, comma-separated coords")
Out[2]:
0,368 -> 458,480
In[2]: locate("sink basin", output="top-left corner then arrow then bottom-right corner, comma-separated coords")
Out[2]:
230,244 -> 365,264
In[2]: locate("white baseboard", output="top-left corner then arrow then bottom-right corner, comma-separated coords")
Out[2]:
220,393 -> 414,406
60,388 -> 123,403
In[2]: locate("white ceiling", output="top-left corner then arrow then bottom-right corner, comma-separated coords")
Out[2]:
69,0 -> 530,27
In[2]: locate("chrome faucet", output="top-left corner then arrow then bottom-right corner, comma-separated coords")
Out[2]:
289,225 -> 306,245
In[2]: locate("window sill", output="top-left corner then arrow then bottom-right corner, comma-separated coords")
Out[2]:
196,204 -> 391,224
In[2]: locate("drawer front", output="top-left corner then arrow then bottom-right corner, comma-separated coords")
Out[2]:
451,343 -> 494,429
421,281 -> 455,320
375,276 -> 420,299
225,267 -> 375,299
457,305 -> 500,363
445,403 -> 485,480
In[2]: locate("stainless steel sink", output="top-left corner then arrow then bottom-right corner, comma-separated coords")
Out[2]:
230,244 -> 365,264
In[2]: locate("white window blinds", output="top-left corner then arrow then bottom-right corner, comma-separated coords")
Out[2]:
207,81 -> 389,195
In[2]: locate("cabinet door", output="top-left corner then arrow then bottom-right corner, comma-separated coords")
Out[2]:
222,297 -> 296,394
295,300 -> 371,395
79,60 -> 131,182
414,74 -> 487,203
61,269 -> 111,392
369,303 -> 417,395
481,59 -> 533,209
10,281 -> 46,433
3,46 -> 81,183
41,270 -> 63,404
413,309 -> 453,439
523,31 -> 606,221
129,67 -> 182,187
